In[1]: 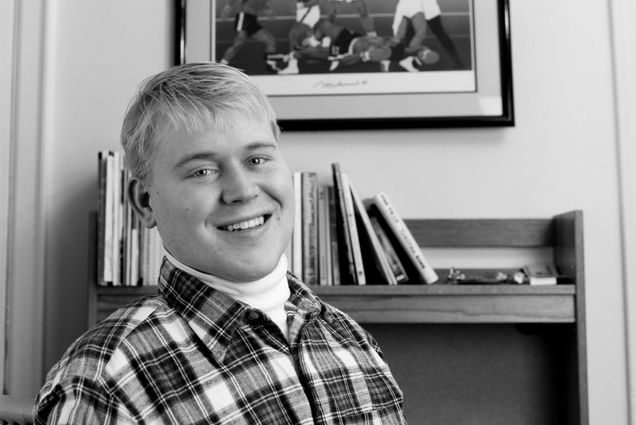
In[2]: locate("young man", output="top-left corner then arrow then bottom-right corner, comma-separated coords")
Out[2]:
34,63 -> 406,424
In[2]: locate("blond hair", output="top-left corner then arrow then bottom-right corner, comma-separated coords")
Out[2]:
121,62 -> 280,181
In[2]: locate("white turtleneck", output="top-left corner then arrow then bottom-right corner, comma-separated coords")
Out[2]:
164,251 -> 291,339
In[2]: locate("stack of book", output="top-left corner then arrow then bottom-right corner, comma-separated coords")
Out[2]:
288,163 -> 438,285
96,151 -> 163,286
95,153 -> 438,287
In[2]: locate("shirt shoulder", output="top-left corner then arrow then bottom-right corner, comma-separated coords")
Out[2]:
41,295 -> 169,388
35,295 -> 171,424
322,299 -> 384,350
287,273 -> 383,355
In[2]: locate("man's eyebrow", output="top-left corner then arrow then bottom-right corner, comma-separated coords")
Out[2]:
244,141 -> 278,151
172,142 -> 278,169
173,152 -> 219,170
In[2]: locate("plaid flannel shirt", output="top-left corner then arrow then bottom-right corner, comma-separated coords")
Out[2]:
35,259 -> 406,424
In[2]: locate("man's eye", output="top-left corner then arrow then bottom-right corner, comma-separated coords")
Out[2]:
192,168 -> 216,177
248,157 -> 268,166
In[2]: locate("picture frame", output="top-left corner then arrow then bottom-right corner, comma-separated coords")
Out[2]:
180,0 -> 514,130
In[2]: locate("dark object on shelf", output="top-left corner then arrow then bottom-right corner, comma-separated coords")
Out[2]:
446,267 -> 525,285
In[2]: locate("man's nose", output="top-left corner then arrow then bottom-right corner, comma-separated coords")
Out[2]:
221,167 -> 259,204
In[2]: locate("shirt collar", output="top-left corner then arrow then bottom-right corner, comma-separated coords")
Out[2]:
158,260 -> 323,362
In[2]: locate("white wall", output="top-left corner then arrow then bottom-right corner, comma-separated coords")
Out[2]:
33,0 -> 630,423
3,0 -> 47,396
40,0 -> 174,382
0,0 -> 16,394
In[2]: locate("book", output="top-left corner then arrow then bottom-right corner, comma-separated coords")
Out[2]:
523,264 -> 558,285
96,150 -> 170,287
96,151 -> 108,286
129,214 -> 140,286
369,216 -> 409,283
112,151 -> 124,286
331,163 -> 357,285
327,186 -> 341,285
122,166 -> 136,286
340,174 -> 366,285
317,186 -> 332,286
348,180 -> 397,285
291,172 -> 303,277
138,223 -> 149,284
301,172 -> 319,285
103,151 -> 116,285
366,192 -> 438,284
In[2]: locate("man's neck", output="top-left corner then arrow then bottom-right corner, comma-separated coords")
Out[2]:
164,251 -> 290,338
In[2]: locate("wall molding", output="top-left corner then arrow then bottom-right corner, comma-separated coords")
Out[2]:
609,0 -> 636,422
2,0 -> 47,396
0,0 -> 19,395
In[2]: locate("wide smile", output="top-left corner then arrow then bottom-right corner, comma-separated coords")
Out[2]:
218,214 -> 271,232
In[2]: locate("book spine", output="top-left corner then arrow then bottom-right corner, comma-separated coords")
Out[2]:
123,166 -> 132,286
372,192 -> 438,284
292,172 -> 303,278
369,215 -> 409,284
317,186 -> 331,286
96,151 -> 108,286
331,163 -> 357,285
112,152 -> 124,286
301,172 -> 319,285
139,224 -> 148,285
349,180 -> 397,285
341,174 -> 366,285
103,151 -> 115,285
327,186 -> 341,285
130,215 -> 140,286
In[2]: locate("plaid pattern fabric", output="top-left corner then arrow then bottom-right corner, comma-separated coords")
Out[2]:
35,260 -> 406,424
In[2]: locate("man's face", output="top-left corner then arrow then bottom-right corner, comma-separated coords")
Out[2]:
143,118 -> 294,282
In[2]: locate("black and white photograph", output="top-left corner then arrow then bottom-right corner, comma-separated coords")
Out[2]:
212,0 -> 473,81
185,0 -> 512,128
2,0 -> 636,424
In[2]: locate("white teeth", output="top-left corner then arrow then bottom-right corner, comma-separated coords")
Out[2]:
223,216 -> 265,231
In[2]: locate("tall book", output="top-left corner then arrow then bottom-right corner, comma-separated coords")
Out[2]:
111,152 -> 125,286
96,151 -> 109,286
122,166 -> 137,286
103,151 -> 116,285
366,192 -> 438,284
369,215 -> 409,284
301,172 -> 319,285
327,185 -> 341,285
317,186 -> 332,286
331,163 -> 357,285
291,172 -> 303,277
349,181 -> 397,285
129,214 -> 140,286
341,174 -> 366,285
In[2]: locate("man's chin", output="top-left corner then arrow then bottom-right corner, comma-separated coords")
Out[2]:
220,259 -> 283,283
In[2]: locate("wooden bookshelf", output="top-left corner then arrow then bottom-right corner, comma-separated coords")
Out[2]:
91,283 -> 576,325
88,210 -> 587,425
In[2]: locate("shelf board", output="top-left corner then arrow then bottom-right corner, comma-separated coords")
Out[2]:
314,284 -> 575,323
93,284 -> 576,324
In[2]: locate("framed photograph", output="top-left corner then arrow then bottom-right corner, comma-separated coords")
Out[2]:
181,0 -> 513,130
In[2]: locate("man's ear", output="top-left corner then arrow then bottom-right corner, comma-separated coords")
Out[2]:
128,177 -> 157,228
